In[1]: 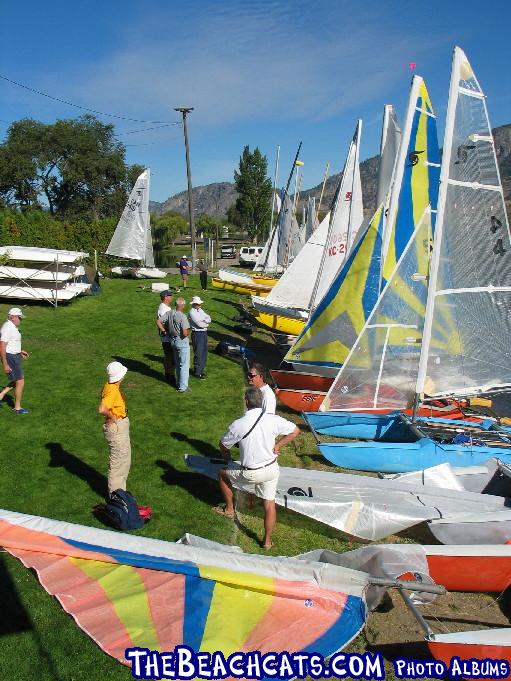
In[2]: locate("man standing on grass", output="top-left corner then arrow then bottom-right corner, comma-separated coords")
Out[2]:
155,289 -> 174,383
196,258 -> 208,290
179,256 -> 190,288
0,307 -> 29,414
164,297 -> 191,393
214,386 -> 300,549
246,362 -> 276,414
188,295 -> 211,379
98,361 -> 131,495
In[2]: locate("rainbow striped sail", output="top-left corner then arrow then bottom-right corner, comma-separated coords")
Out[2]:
0,510 -> 368,667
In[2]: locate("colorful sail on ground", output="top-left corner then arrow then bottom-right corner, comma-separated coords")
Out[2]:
416,47 -> 511,398
285,205 -> 384,372
381,78 -> 440,284
0,509 -> 368,667
106,168 -> 154,267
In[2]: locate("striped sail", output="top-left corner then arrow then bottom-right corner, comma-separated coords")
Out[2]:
106,169 -> 154,267
0,510 -> 368,667
416,47 -> 511,398
285,205 -> 384,371
381,78 -> 440,284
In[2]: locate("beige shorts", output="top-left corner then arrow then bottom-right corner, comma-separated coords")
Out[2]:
226,460 -> 279,500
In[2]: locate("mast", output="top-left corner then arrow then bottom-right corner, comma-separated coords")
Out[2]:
268,145 -> 280,239
316,161 -> 330,221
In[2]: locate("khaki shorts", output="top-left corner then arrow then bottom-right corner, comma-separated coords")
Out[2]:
226,460 -> 279,501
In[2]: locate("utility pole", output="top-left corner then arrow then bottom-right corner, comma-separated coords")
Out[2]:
175,107 -> 196,267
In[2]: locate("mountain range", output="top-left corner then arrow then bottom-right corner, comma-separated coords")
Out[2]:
150,123 -> 511,220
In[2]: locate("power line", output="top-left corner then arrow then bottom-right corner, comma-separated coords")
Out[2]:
116,123 -> 181,136
0,74 -> 171,124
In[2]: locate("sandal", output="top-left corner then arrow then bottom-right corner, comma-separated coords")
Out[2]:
212,505 -> 235,519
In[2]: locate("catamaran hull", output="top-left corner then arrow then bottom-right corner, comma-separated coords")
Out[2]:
291,363 -> 341,378
251,296 -> 309,320
318,438 -> 511,473
270,370 -> 334,392
212,278 -> 271,296
425,545 -> 511,592
427,631 -> 511,675
254,311 -> 305,335
429,513 -> 511,545
276,388 -> 326,412
219,269 -> 277,287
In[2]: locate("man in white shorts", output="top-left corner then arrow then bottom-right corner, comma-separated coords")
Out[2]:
214,386 -> 299,549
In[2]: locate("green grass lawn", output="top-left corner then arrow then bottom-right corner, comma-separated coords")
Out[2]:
0,274 -> 366,680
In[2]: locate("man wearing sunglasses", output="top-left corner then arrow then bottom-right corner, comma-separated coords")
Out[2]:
214,386 -> 299,549
246,362 -> 276,414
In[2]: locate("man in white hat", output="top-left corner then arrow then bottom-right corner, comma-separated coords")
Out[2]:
188,295 -> 211,379
98,361 -> 131,495
0,307 -> 29,414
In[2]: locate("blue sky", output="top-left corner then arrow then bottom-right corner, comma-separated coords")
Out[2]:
2,0 -> 511,204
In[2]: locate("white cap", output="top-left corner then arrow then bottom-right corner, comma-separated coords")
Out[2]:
107,361 -> 128,383
191,296 -> 203,305
8,307 -> 25,318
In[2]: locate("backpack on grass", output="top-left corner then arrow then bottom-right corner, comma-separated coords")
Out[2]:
100,490 -> 144,531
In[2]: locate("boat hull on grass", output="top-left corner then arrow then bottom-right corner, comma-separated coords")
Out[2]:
254,311 -> 305,335
212,278 -> 271,296
427,630 -> 511,676
317,437 -> 511,473
277,388 -> 326,412
271,369 -> 334,392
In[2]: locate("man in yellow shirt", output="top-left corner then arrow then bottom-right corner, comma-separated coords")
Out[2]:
98,361 -> 131,496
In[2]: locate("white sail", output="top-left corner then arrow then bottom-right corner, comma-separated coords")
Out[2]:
106,169 -> 154,266
376,105 -> 402,208
253,211 -> 331,313
311,121 -> 364,307
304,196 -> 318,242
254,191 -> 282,272
416,47 -> 511,398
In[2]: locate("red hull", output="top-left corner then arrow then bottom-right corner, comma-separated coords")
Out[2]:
276,388 -> 326,411
426,553 -> 511,592
428,640 -> 511,677
271,370 -> 334,392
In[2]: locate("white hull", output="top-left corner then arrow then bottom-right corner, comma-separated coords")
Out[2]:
134,267 -> 167,279
251,295 -> 309,320
0,246 -> 88,264
219,269 -> 253,285
0,284 -> 89,301
0,265 -> 85,282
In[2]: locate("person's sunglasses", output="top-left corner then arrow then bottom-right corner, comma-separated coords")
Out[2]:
246,373 -> 259,379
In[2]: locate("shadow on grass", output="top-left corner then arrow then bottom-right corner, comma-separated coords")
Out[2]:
46,442 -> 107,498
156,459 -> 218,506
112,355 -> 168,384
169,431 -> 218,457
0,556 -> 31,636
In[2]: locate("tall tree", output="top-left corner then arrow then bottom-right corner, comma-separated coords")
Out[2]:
0,115 -> 142,219
230,146 -> 272,241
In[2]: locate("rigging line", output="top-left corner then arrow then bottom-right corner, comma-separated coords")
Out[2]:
0,74 -> 171,124
115,123 -> 182,136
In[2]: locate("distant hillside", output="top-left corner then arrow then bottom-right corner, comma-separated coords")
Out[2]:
150,123 -> 511,220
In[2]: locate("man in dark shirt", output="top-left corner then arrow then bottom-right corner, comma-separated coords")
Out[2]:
196,258 -> 208,290
179,256 -> 189,288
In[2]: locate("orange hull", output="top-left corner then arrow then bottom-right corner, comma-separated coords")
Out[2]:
426,552 -> 511,593
428,640 -> 511,677
276,388 -> 326,412
271,370 -> 334,392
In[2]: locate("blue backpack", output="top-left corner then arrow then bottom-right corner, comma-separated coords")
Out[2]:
102,490 -> 144,531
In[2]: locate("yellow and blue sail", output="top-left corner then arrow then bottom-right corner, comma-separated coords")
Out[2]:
382,79 -> 440,285
0,511 -> 367,669
286,205 -> 383,369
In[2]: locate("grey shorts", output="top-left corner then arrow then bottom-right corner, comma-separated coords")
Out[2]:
226,460 -> 279,500
6,353 -> 23,382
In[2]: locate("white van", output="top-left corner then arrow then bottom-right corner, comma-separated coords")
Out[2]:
239,246 -> 264,267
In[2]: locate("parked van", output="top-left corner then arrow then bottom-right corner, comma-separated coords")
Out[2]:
239,246 -> 264,267
220,244 -> 237,259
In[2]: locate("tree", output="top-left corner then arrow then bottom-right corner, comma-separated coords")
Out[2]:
196,213 -> 222,238
0,115 -> 142,219
230,146 -> 272,241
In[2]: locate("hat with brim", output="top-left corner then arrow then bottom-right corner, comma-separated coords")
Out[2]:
8,307 -> 24,318
107,361 -> 128,383
191,296 -> 203,305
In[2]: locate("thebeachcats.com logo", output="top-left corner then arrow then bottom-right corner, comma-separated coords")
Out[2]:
125,647 -> 510,680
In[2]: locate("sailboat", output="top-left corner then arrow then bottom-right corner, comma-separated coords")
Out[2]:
252,121 -> 364,337
106,169 -> 166,279
313,47 -> 511,472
